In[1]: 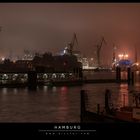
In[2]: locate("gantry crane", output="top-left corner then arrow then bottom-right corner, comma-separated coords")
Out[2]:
96,37 -> 107,67
68,33 -> 78,55
112,43 -> 117,70
135,45 -> 138,63
112,43 -> 117,63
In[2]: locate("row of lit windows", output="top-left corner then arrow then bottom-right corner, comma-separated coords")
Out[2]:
0,73 -> 73,80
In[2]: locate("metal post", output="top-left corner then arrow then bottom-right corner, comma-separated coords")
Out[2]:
118,67 -> 121,82
97,104 -> 100,114
116,67 -> 121,83
105,89 -> 110,114
127,67 -> 131,85
123,94 -> 125,107
80,90 -> 86,122
116,66 -> 119,81
131,72 -> 134,85
135,96 -> 138,108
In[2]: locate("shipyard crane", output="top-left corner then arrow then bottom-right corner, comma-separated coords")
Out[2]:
112,43 -> 117,63
68,33 -> 78,55
134,45 -> 138,63
112,43 -> 117,70
0,26 -> 2,32
96,37 -> 107,68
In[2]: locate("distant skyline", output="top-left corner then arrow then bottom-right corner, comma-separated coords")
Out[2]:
0,3 -> 140,64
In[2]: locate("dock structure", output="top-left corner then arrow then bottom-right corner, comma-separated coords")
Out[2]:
0,66 -> 138,88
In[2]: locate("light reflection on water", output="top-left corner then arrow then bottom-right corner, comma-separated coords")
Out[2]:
0,82 -> 140,122
0,86 -> 81,122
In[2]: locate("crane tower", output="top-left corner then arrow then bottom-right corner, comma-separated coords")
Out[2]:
68,33 -> 78,55
96,37 -> 107,67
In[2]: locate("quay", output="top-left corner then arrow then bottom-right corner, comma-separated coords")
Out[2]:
0,66 -> 136,88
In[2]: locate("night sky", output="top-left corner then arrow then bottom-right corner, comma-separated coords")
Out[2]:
0,3 -> 140,65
